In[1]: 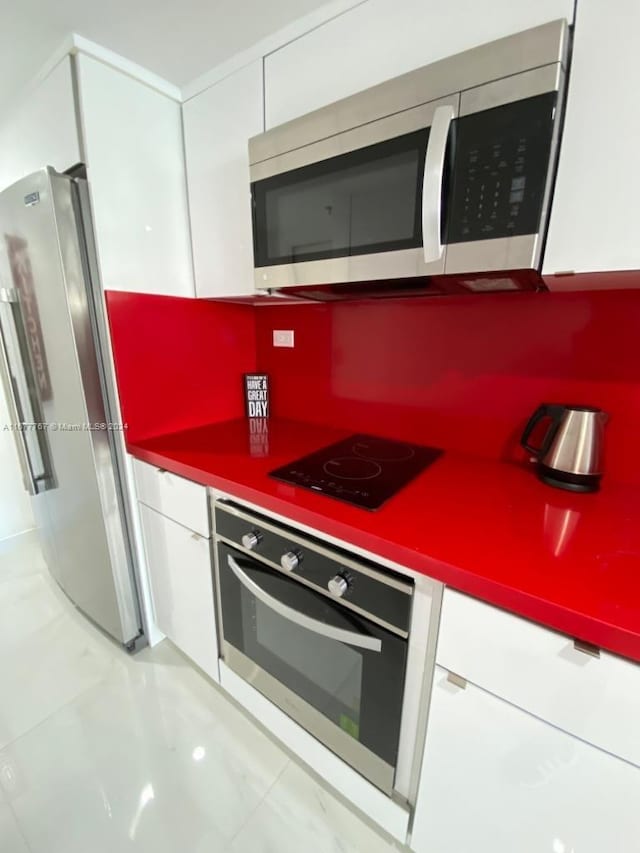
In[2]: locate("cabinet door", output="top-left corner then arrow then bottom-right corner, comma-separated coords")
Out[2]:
265,0 -> 574,128
411,666 -> 640,853
183,61 -> 263,298
0,57 -> 81,191
139,504 -> 219,681
133,459 -> 209,539
543,0 -> 640,274
437,589 -> 640,767
75,55 -> 194,296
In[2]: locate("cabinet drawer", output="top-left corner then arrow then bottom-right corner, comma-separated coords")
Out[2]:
411,666 -> 640,853
133,458 -> 209,537
437,589 -> 640,766
139,503 -> 218,681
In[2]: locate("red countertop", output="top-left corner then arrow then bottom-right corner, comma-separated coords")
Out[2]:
129,418 -> 640,663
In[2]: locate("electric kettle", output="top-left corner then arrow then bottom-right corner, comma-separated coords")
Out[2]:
520,404 -> 608,492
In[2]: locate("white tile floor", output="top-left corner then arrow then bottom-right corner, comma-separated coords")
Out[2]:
0,531 -> 401,852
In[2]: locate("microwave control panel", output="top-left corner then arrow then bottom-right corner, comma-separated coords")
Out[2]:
446,91 -> 557,244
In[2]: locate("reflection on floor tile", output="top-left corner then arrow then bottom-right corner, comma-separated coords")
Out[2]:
1,650 -> 289,852
0,530 -> 397,852
0,804 -> 29,853
229,762 -> 399,853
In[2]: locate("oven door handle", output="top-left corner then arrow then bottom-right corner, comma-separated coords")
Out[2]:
227,555 -> 382,653
422,104 -> 454,263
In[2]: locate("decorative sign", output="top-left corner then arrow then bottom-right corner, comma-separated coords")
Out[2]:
6,234 -> 52,401
244,373 -> 270,419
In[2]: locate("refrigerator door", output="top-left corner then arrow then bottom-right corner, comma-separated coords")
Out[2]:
0,292 -> 59,573
0,168 -> 141,645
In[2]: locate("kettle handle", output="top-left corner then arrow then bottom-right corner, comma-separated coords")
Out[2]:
520,404 -> 566,458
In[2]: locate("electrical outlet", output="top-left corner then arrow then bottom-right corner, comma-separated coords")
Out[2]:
273,330 -> 295,348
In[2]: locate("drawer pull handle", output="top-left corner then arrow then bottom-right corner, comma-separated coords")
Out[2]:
573,639 -> 600,659
446,671 -> 467,690
191,532 -> 204,542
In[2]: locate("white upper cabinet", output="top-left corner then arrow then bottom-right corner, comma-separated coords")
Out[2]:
183,61 -> 263,298
543,0 -> 640,274
0,57 -> 81,191
265,0 -> 574,128
75,54 -> 194,296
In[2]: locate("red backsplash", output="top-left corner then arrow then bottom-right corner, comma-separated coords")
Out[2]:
105,285 -> 640,485
105,291 -> 256,444
255,289 -> 640,484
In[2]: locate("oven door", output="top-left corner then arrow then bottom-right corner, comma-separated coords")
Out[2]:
217,542 -> 408,794
251,95 -> 459,291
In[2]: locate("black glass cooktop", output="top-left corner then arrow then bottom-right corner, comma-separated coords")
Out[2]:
270,433 -> 443,510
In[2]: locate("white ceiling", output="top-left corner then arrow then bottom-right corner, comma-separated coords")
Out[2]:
0,0 -> 332,109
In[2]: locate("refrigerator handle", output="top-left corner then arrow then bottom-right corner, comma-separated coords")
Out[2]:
0,286 -> 54,491
0,301 -> 37,496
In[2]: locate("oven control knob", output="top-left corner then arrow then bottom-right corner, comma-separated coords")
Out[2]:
328,575 -> 349,598
242,530 -> 261,550
281,551 -> 301,572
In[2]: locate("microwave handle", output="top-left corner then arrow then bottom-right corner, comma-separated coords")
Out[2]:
227,554 -> 382,652
422,104 -> 455,263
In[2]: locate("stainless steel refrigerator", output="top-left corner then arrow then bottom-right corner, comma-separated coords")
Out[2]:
0,167 -> 143,649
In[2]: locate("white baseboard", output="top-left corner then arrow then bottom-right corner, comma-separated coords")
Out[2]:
0,526 -> 37,545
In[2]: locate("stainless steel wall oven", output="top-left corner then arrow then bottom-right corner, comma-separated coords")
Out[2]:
213,500 -> 414,795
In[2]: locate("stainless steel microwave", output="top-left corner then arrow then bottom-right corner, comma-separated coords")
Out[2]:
249,19 -> 569,294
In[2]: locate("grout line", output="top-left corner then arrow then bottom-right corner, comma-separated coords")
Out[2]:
5,799 -> 34,853
0,650 -> 124,756
0,571 -> 129,754
223,757 -> 291,848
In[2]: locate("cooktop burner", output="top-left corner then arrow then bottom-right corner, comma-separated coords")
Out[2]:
269,433 -> 443,510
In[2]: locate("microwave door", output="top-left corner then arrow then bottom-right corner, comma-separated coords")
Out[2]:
251,94 -> 459,290
444,63 -> 564,277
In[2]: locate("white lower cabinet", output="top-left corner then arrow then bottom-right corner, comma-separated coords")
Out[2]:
437,590 -> 640,767
411,666 -> 640,852
139,503 -> 219,682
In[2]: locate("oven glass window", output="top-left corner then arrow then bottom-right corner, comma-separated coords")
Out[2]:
218,544 -> 409,771
252,595 -> 364,736
252,129 -> 428,267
